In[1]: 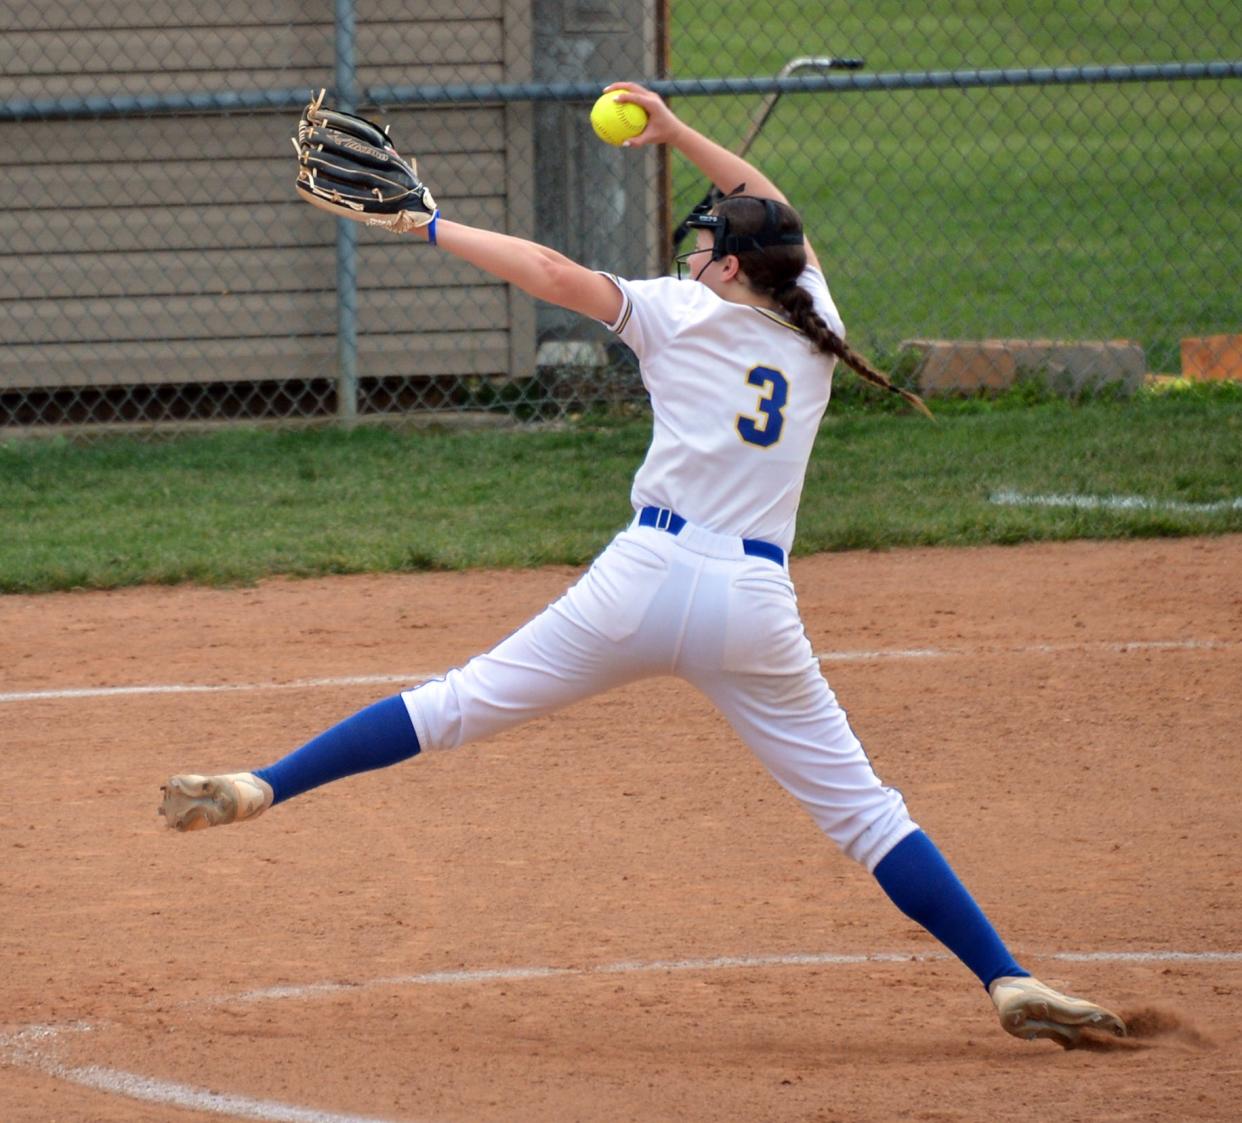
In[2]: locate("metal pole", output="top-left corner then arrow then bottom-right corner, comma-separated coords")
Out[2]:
334,0 -> 359,424
4,61 -> 1240,122
370,59 -> 1242,106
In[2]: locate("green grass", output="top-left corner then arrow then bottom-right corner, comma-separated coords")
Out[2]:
2,383 -> 1238,593
0,424 -> 648,591
798,380 -> 1242,551
667,1 -> 1242,371
2,6 -> 1238,592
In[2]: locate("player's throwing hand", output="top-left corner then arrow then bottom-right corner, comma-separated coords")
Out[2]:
601,82 -> 682,147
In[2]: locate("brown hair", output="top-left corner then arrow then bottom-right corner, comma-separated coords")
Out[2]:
713,196 -> 933,420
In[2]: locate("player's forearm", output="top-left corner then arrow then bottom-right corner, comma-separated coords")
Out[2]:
422,219 -> 575,301
668,121 -> 788,204
414,218 -> 621,323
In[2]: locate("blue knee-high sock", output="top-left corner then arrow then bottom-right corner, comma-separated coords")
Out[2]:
873,830 -> 1028,989
253,694 -> 420,805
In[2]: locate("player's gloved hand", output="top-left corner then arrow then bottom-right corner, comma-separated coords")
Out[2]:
293,90 -> 438,234
602,82 -> 683,148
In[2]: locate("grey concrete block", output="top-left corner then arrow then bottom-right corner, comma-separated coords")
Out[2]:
899,339 -> 1147,395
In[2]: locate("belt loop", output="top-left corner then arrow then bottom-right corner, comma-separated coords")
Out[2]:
656,508 -> 671,531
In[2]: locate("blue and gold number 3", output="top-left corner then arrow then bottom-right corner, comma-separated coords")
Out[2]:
736,366 -> 788,448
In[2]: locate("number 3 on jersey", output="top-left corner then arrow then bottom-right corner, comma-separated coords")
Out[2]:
736,366 -> 788,448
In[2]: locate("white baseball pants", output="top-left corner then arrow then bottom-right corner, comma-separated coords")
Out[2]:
402,519 -> 917,872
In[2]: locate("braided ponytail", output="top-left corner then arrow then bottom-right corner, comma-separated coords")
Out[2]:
772,284 -> 935,421
714,196 -> 934,420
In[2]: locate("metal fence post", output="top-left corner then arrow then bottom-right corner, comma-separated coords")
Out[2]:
334,0 -> 360,424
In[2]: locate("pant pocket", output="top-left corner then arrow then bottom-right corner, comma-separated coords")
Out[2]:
721,571 -> 815,674
564,533 -> 671,643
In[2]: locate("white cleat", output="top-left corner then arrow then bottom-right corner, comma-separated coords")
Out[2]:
159,772 -> 274,832
990,975 -> 1127,1048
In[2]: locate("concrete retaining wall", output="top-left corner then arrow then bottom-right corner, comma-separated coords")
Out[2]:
900,339 -> 1147,394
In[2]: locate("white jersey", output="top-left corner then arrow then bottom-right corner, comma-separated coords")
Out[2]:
600,265 -> 844,552
406,263 -> 914,874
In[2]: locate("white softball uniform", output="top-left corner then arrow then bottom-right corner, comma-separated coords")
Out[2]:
402,266 -> 917,872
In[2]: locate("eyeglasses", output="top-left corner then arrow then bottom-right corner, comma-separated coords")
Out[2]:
674,247 -> 715,281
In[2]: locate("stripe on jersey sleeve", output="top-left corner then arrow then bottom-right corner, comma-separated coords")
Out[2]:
596,272 -> 633,335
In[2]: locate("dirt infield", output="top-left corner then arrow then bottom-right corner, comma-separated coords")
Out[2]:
2,535 -> 1240,1122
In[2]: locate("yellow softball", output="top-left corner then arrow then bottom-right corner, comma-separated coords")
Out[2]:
590,92 -> 648,146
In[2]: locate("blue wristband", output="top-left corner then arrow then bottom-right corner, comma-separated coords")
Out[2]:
427,209 -> 440,246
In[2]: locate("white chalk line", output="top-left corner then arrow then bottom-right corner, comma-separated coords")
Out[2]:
48,1065 -> 396,1123
5,947 -> 1241,1123
2,639 -> 1236,705
0,672 -> 432,704
0,1023 -> 405,1123
990,488 -> 1242,514
220,953 -> 937,1007
818,638 -> 1236,662
216,948 -> 1242,1008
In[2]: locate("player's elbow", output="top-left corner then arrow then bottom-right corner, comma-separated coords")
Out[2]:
540,255 -> 586,304
539,257 -> 618,322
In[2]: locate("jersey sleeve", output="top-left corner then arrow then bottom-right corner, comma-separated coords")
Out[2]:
596,273 -> 716,362
798,264 -> 846,338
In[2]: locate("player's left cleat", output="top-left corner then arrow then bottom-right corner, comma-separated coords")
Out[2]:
989,975 -> 1126,1048
159,772 -> 274,832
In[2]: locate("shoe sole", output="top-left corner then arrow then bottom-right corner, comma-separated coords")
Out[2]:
1004,1000 -> 1127,1048
159,776 -> 238,832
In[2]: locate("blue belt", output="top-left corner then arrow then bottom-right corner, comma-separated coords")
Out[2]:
637,506 -> 786,567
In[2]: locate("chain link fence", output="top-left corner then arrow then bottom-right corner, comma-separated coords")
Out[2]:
2,1 -> 1239,434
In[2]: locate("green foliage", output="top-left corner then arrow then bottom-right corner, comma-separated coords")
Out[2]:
2,388 -> 1239,592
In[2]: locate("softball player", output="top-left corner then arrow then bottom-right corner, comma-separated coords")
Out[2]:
161,82 -> 1124,1048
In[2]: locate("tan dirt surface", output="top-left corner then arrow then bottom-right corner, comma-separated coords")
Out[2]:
2,535 -> 1240,1122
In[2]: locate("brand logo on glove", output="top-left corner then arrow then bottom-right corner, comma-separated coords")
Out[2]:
339,137 -> 389,161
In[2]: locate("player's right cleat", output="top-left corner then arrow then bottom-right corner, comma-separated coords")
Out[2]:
159,772 -> 274,832
989,975 -> 1126,1048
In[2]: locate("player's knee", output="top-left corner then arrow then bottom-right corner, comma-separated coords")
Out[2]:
834,798 -> 918,873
